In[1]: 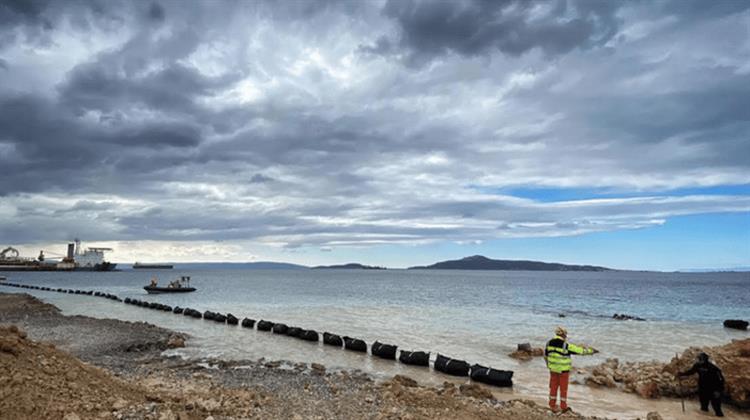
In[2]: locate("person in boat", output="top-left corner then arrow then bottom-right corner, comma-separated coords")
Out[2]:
150,277 -> 158,287
545,326 -> 597,412
677,352 -> 725,417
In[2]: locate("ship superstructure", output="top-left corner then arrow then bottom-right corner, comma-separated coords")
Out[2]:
70,239 -> 117,271
0,240 -> 116,271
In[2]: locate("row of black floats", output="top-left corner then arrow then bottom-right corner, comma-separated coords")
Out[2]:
0,282 -> 121,302
120,298 -> 513,388
2,281 -> 513,388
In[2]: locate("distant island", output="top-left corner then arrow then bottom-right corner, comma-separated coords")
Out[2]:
312,263 -> 386,270
408,255 -> 611,271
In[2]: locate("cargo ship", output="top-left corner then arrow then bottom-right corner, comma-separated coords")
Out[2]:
0,239 -> 117,271
133,262 -> 173,269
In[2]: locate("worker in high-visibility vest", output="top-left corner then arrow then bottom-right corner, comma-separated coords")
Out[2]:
545,326 -> 597,412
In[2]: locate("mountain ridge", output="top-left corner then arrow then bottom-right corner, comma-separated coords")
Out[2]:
408,255 -> 612,271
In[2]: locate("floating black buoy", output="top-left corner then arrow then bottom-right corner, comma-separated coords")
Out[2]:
434,354 -> 470,377
470,364 -> 513,387
343,336 -> 367,353
372,341 -> 397,360
299,329 -> 319,342
257,320 -> 274,331
272,323 -> 288,334
724,319 -> 749,330
241,318 -> 256,328
323,332 -> 343,346
286,327 -> 302,337
399,350 -> 430,367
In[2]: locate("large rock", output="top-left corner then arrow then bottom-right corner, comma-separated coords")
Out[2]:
585,338 -> 750,409
508,345 -> 544,361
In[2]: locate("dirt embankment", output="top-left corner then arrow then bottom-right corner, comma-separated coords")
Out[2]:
586,338 -> 750,409
0,324 -> 148,419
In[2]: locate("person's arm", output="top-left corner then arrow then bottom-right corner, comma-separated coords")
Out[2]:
678,363 -> 698,377
567,342 -> 595,355
715,365 -> 725,390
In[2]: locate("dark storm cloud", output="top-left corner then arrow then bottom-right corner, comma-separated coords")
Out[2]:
367,0 -> 622,63
0,0 -> 748,252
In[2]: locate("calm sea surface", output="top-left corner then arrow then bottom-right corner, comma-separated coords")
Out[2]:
2,268 -> 748,416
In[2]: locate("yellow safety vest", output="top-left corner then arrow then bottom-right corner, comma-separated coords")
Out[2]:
545,335 -> 593,373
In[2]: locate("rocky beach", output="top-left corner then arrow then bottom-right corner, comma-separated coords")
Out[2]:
3,291 -> 749,419
1,292 -> 605,420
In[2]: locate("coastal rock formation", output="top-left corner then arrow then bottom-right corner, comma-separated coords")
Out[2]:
509,343 -> 544,361
585,339 -> 750,408
166,334 -> 185,349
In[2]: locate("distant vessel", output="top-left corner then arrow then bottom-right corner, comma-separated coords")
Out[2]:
133,262 -> 173,269
144,276 -> 195,294
0,240 -> 116,271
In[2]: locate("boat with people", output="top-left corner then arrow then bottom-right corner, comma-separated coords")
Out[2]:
143,276 -> 196,294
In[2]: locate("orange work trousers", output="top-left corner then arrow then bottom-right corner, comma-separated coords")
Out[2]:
549,371 -> 570,410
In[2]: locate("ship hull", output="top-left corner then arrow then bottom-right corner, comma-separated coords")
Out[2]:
144,286 -> 196,294
133,264 -> 173,269
74,262 -> 118,272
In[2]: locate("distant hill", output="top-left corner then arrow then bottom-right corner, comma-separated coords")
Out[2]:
408,255 -> 611,271
171,262 -> 307,270
312,263 -> 386,270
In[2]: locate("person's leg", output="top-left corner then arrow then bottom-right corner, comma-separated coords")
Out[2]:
559,371 -> 570,411
549,372 -> 559,410
699,392 -> 710,412
711,394 -> 724,417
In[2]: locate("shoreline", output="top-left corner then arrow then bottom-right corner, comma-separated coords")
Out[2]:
1,292 -> 602,420
1,291 -> 748,419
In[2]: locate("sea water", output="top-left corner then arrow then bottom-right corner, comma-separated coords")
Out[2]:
3,269 -> 749,418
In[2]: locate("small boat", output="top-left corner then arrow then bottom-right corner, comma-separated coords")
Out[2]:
0,276 -> 6,281
144,276 -> 196,294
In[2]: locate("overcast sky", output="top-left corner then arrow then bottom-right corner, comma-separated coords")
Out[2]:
1,0 -> 749,270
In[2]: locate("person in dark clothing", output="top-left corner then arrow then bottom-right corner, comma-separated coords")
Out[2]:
677,352 -> 725,417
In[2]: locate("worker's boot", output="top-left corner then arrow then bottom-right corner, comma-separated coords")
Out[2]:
548,399 -> 558,412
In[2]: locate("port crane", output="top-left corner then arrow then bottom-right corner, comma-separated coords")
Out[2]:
0,247 -> 20,260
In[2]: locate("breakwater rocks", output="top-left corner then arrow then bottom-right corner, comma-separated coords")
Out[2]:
585,338 -> 750,409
